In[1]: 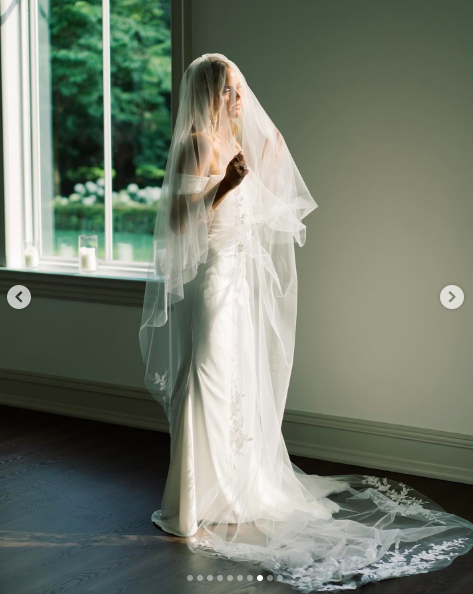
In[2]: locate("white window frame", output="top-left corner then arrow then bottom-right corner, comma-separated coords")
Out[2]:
0,0 -> 192,282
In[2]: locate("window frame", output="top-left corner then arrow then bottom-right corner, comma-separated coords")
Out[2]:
0,0 -> 192,300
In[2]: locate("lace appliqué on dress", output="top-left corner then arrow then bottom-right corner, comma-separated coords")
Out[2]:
229,353 -> 253,471
234,191 -> 251,254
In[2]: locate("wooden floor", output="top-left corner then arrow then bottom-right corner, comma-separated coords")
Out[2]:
1,404 -> 472,594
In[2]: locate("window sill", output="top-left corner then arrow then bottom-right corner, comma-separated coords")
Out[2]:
0,264 -> 153,307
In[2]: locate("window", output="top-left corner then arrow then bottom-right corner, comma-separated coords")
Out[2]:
1,0 -> 180,279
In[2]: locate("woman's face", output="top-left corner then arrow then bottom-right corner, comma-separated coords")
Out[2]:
222,67 -> 242,119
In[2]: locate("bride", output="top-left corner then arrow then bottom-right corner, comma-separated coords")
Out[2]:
139,53 -> 473,592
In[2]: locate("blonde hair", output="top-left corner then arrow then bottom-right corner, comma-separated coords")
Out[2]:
197,56 -> 241,142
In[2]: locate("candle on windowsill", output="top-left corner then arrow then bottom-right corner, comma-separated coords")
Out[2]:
118,242 -> 134,262
24,245 -> 39,269
79,246 -> 97,272
59,243 -> 74,258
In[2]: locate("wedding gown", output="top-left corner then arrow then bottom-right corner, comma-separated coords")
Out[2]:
150,173 -> 473,592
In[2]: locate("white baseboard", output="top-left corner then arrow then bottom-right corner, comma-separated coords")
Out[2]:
1,367 -> 472,484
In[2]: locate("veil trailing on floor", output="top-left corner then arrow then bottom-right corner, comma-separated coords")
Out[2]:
139,53 -> 473,592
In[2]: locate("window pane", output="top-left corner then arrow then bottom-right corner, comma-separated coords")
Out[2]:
110,0 -> 171,264
41,0 -> 106,259
39,0 -> 171,264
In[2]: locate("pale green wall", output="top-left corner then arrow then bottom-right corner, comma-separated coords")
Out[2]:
1,0 -> 472,435
191,0 -> 473,433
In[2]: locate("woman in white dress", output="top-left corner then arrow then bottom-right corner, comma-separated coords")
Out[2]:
139,53 -> 473,592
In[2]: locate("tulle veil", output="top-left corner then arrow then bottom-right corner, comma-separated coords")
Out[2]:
139,52 -> 473,592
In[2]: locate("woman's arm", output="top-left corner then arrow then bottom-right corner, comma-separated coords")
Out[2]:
170,133 -> 243,233
210,177 -> 232,210
171,174 -> 232,234
170,133 -> 214,234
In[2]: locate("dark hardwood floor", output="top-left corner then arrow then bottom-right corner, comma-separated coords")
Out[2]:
1,404 -> 472,594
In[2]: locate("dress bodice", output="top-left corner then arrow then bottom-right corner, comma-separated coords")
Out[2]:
177,173 -> 247,250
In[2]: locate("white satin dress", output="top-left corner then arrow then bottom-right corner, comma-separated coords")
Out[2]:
151,174 -> 346,536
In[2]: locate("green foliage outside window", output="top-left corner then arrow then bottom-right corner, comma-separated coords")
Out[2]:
50,0 -> 171,198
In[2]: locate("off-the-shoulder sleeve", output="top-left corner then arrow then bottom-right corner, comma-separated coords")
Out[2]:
177,173 -> 210,195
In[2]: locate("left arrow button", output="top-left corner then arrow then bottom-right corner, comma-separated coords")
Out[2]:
7,285 -> 31,309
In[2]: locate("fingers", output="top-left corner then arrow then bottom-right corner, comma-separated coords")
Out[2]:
232,151 -> 244,164
238,162 -> 248,177
230,151 -> 248,176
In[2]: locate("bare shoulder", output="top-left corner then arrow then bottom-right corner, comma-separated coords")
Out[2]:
189,132 -> 214,164
179,132 -> 214,175
190,130 -> 213,142
189,131 -> 213,151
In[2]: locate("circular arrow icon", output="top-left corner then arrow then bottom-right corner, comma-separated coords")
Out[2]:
7,285 -> 32,309
440,285 -> 464,310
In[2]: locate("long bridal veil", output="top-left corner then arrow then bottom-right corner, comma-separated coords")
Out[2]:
139,53 -> 473,592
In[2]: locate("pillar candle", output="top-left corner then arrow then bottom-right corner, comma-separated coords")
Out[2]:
24,246 -> 39,268
79,246 -> 97,272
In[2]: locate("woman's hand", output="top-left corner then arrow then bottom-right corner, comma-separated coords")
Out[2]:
224,151 -> 249,191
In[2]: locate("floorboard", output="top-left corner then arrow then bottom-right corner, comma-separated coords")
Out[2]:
1,404 -> 471,594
